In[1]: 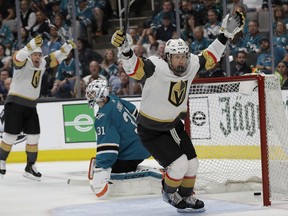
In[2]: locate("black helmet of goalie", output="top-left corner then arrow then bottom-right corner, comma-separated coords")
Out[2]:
165,38 -> 191,77
85,79 -> 109,108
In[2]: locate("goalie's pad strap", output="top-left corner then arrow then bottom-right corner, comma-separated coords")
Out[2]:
111,168 -> 163,180
95,183 -> 109,198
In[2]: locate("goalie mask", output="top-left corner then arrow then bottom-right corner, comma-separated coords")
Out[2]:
165,38 -> 191,77
85,79 -> 109,108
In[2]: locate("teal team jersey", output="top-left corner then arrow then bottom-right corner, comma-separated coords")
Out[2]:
95,95 -> 151,169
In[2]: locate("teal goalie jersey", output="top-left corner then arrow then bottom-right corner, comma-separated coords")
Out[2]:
95,95 -> 150,169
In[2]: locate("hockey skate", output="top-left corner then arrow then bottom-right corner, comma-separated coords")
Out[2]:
162,190 -> 187,209
177,195 -> 206,213
0,160 -> 6,177
23,162 -> 42,181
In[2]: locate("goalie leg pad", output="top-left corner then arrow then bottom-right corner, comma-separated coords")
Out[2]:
90,167 -> 111,198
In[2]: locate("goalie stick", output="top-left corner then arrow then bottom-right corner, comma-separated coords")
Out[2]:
67,169 -> 163,186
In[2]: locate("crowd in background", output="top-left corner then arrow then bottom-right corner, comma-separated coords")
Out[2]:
0,0 -> 288,102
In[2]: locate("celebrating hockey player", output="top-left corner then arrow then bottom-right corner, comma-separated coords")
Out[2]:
0,35 -> 76,180
111,11 -> 244,213
85,79 -> 151,198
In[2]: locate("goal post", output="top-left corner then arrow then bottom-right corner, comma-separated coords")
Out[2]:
186,74 -> 288,206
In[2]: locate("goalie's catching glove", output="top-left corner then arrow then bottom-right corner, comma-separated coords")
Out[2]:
111,29 -> 133,54
220,10 -> 245,40
90,167 -> 111,198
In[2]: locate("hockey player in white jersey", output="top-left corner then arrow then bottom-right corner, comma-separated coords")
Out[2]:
85,79 -> 151,198
0,35 -> 76,180
111,11 -> 245,212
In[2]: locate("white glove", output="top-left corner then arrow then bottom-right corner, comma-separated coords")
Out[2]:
60,40 -> 76,54
89,167 -> 111,198
26,35 -> 43,51
111,29 -> 133,53
220,10 -> 245,39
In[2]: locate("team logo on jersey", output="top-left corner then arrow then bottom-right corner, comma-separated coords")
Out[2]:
96,113 -> 105,120
168,80 -> 188,107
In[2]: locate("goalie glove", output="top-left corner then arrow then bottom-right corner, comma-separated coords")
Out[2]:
220,10 -> 245,40
111,29 -> 133,54
90,167 -> 111,198
26,35 -> 43,51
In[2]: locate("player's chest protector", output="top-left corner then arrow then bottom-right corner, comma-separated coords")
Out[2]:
140,58 -> 198,121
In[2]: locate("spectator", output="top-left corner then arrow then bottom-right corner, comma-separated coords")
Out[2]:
51,50 -> 78,98
30,11 -> 50,38
238,20 -> 264,53
77,38 -> 103,78
45,0 -> 62,23
129,28 -> 140,45
19,0 -> 36,32
198,61 -> 226,78
0,13 -> 14,53
227,0 -> 248,15
73,78 -> 87,98
75,0 -> 94,41
116,71 -> 142,96
0,44 -> 12,73
91,0 -> 113,35
0,0 -> 15,20
0,69 -> 10,101
155,12 -> 177,42
12,27 -> 30,53
137,27 -> 158,57
156,40 -> 166,59
273,20 -> 288,50
41,26 -> 62,97
152,0 -> 175,28
42,26 -> 62,56
134,44 -> 147,58
180,0 -> 202,27
273,5 -> 288,30
204,9 -> 221,43
3,77 -> 11,99
53,14 -> 70,40
100,49 -> 118,80
83,60 -> 106,85
190,26 -> 209,55
256,38 -> 287,74
230,50 -> 252,76
275,61 -> 288,89
181,14 -> 196,45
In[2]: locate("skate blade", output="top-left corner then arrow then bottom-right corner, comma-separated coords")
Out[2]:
177,207 -> 206,213
23,172 -> 41,181
0,174 -> 4,179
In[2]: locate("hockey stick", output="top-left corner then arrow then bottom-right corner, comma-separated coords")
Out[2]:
122,0 -> 131,34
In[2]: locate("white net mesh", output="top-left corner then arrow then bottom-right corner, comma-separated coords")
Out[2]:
188,75 -> 288,200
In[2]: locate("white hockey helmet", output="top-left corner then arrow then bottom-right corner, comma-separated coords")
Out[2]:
85,79 -> 109,108
32,47 -> 42,54
164,38 -> 191,76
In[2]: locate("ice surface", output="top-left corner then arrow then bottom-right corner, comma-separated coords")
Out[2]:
1,160 -> 288,216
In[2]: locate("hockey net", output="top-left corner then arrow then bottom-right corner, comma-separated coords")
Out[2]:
185,74 -> 288,206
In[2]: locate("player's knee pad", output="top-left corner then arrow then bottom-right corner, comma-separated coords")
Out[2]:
166,154 -> 189,179
26,134 -> 40,144
2,132 -> 18,145
186,157 -> 199,177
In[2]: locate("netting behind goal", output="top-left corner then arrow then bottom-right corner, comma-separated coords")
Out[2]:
186,74 -> 288,206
